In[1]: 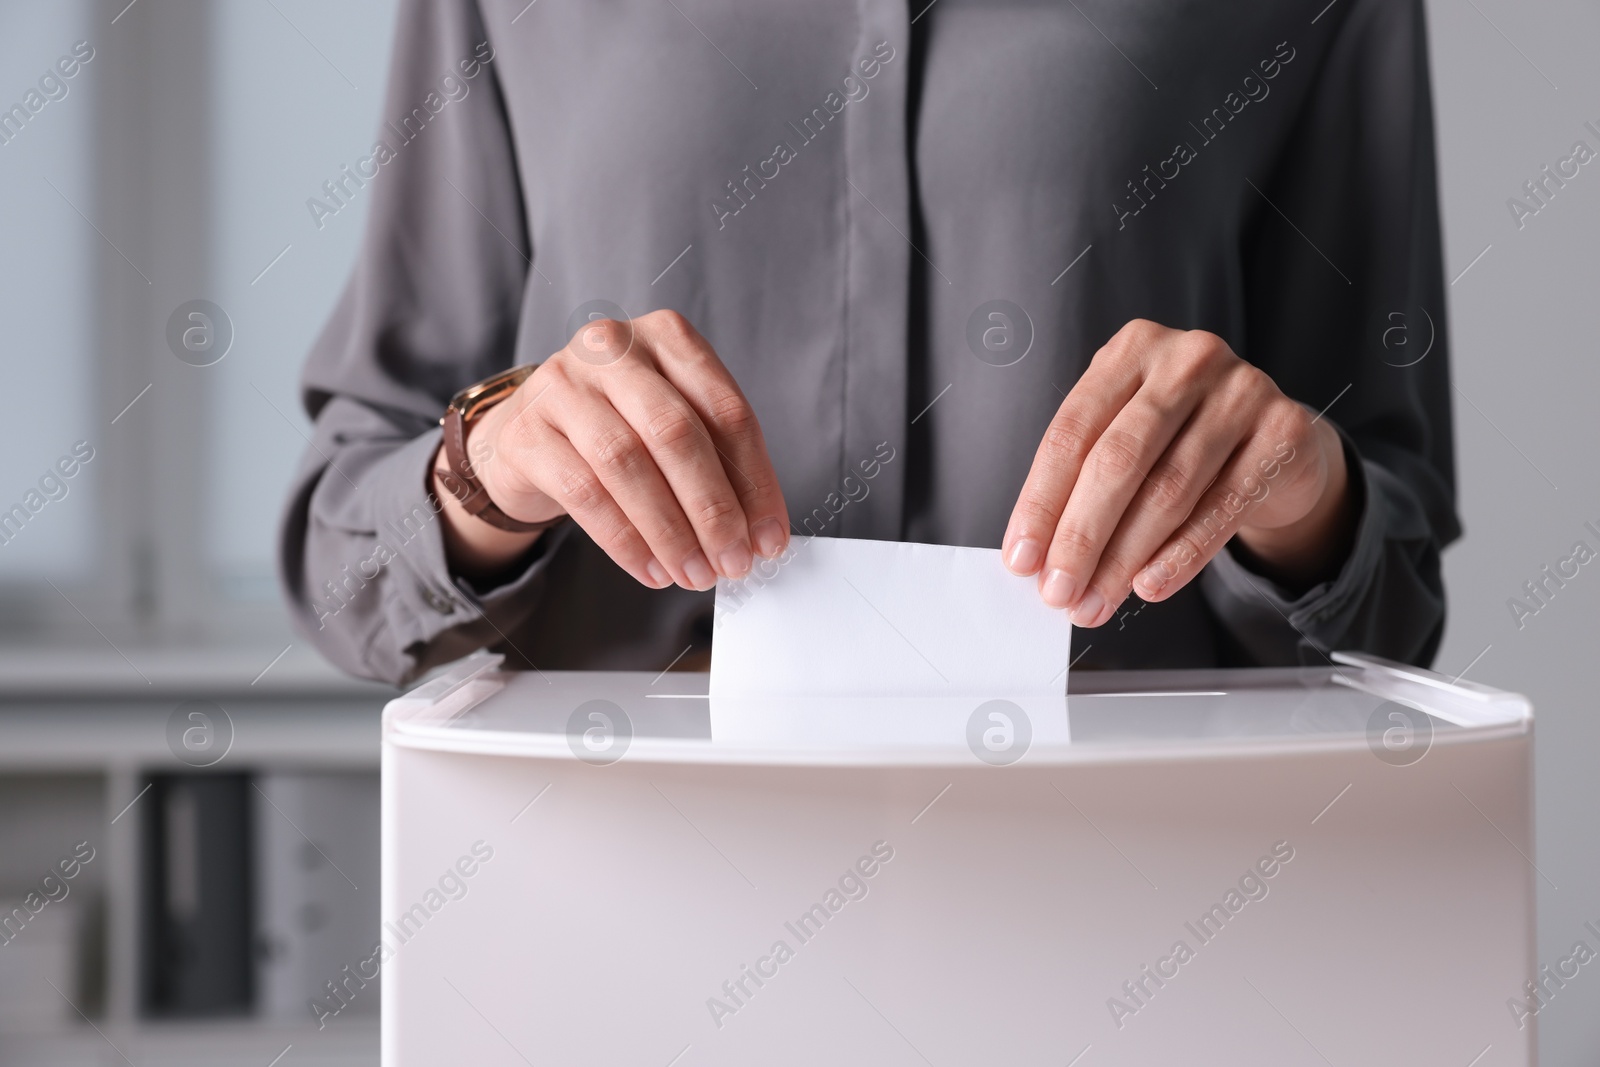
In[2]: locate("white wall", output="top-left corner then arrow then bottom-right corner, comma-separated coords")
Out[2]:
1426,0 -> 1600,1060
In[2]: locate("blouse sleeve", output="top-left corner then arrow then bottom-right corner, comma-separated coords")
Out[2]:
278,0 -> 567,685
1200,0 -> 1461,667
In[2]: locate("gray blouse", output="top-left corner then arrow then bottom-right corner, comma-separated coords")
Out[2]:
281,0 -> 1458,686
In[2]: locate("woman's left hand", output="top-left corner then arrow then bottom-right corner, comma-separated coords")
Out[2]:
1002,319 -> 1357,626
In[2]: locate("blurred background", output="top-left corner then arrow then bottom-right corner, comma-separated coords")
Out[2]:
0,0 -> 1595,1063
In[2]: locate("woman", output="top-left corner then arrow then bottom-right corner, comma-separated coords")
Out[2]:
281,0 -> 1456,686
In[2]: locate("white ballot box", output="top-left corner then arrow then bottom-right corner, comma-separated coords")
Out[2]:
380,653 -> 1534,1066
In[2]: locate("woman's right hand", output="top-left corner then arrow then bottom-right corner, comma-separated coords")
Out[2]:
433,309 -> 791,590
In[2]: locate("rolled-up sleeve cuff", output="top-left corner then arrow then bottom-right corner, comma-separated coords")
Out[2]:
359,427 -> 571,680
450,523 -> 573,609
1199,428 -> 1386,665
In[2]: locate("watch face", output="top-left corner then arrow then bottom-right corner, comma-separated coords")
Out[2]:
439,366 -> 551,532
451,365 -> 535,416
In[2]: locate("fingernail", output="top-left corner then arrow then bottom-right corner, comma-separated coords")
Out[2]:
719,541 -> 753,579
644,559 -> 670,588
1069,588 -> 1107,627
751,518 -> 787,559
1040,568 -> 1077,609
682,551 -> 717,591
1005,538 -> 1044,575
1133,567 -> 1165,599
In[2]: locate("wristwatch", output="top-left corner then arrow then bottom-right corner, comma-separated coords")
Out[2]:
437,365 -> 562,534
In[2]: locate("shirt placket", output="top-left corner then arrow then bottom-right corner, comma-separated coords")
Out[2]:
836,0 -> 912,540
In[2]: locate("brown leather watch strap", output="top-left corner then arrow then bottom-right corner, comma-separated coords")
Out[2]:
437,365 -> 561,535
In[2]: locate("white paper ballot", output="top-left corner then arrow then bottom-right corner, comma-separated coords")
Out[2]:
710,536 -> 1072,699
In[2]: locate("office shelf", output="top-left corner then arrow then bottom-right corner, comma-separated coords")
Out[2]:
0,1018 -> 378,1066
0,643 -> 388,1067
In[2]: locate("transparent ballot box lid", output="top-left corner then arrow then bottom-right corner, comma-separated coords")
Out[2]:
383,651 -> 1531,767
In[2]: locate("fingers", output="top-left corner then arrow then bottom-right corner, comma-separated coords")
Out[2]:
604,362 -> 758,583
525,373 -> 719,589
1006,321 -> 1323,624
496,309 -> 787,593
1035,388 -> 1202,621
1065,385 -> 1260,623
516,422 -> 673,590
1001,328 -> 1147,579
634,311 -> 790,560
1129,430 -> 1304,603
